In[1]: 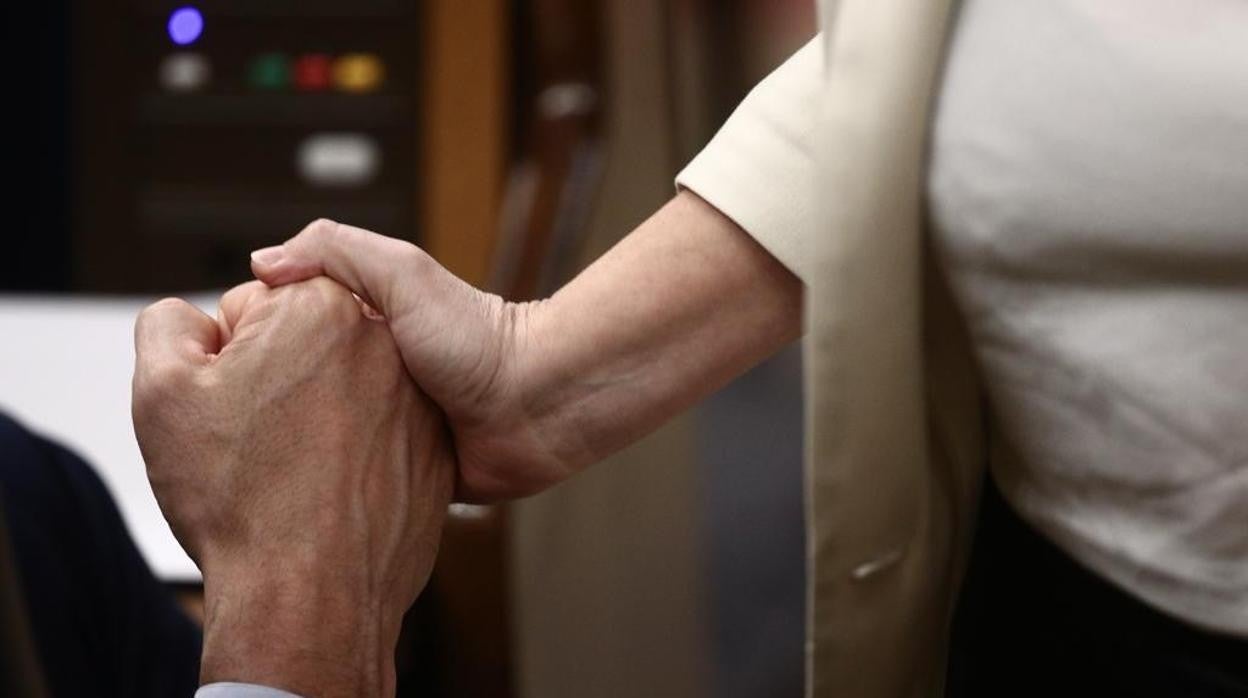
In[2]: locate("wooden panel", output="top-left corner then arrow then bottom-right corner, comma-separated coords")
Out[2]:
419,0 -> 509,285
410,3 -> 512,697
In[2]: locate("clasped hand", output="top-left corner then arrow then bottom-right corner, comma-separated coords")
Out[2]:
133,278 -> 453,697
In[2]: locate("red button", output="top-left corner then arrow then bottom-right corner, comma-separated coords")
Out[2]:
293,54 -> 332,91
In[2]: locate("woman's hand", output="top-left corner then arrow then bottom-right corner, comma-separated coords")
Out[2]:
250,220 -> 562,502
251,191 -> 803,503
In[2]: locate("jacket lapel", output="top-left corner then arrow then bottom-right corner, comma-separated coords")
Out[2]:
805,0 -> 977,696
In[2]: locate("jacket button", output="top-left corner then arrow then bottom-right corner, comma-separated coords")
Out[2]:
850,548 -> 903,581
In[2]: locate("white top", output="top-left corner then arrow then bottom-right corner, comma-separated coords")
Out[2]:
679,0 -> 1248,636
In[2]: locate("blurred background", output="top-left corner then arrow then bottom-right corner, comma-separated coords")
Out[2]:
0,1 -> 813,696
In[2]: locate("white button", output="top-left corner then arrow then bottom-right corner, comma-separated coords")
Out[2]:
159,52 -> 210,92
297,133 -> 380,187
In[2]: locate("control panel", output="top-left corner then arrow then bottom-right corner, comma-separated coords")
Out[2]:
74,1 -> 421,291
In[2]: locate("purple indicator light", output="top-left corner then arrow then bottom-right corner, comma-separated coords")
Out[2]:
167,7 -> 204,46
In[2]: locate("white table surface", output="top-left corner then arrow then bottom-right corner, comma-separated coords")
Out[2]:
0,293 -> 221,582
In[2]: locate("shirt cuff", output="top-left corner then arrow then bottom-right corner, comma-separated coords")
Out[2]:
195,683 -> 304,698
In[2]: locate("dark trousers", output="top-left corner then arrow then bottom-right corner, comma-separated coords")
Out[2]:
0,413 -> 201,697
947,476 -> 1248,698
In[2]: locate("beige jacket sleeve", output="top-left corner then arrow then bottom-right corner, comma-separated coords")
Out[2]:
675,37 -> 823,284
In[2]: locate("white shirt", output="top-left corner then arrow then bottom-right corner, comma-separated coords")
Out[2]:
928,0 -> 1248,635
681,0 -> 1248,636
196,683 -> 300,698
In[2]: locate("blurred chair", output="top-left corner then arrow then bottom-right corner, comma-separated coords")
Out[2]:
499,2 -> 813,698
501,2 -> 712,697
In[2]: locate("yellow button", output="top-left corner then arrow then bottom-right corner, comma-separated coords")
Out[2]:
333,53 -> 385,93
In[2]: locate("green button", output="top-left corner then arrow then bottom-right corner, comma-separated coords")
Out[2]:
248,52 -> 290,90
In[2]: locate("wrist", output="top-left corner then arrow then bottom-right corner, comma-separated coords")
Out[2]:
200,570 -> 398,697
498,299 -> 592,473
503,297 -> 599,472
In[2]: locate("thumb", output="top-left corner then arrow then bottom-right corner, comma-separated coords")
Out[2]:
215,280 -> 270,346
250,219 -> 427,319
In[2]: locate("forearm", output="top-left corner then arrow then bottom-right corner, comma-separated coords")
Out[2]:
511,190 -> 802,473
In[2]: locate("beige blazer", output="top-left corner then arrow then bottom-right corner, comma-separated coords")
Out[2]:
809,1 -> 984,695
680,0 -> 986,695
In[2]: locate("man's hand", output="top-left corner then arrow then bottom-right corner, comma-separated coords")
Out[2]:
132,278 -> 453,697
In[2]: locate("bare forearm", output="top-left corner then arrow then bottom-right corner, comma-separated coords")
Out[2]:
512,190 -> 802,473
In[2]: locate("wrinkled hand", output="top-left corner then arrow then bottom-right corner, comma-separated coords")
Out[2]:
251,220 -> 566,503
132,278 -> 453,697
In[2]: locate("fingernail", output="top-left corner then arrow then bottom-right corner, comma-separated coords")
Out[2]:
250,246 -> 284,266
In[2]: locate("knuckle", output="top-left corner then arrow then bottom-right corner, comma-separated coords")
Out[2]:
135,297 -> 190,344
138,297 -> 188,324
217,281 -> 269,324
298,277 -> 360,323
221,280 -> 265,305
308,276 -> 352,305
394,239 -> 431,273
151,296 -> 189,311
300,217 -> 339,244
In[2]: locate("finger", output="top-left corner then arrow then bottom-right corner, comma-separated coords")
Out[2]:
216,280 -> 270,345
134,298 -> 220,377
250,218 -> 426,318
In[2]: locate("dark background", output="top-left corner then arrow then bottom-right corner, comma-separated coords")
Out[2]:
3,1 -> 419,293
4,2 -> 74,291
